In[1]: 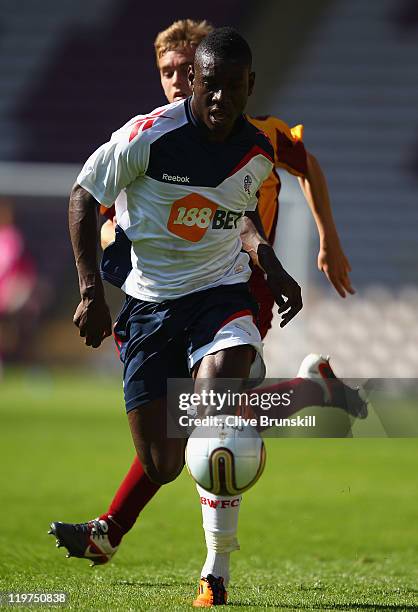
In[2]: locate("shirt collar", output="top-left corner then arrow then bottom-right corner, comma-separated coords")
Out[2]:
185,96 -> 247,141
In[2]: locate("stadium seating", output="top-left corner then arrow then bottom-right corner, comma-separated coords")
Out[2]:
272,0 -> 418,289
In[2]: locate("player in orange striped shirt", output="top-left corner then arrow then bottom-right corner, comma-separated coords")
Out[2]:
50,20 -> 360,607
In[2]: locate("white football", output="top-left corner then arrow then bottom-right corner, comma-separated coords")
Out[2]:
185,418 -> 266,495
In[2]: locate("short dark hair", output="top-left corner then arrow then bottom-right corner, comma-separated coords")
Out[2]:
195,26 -> 252,68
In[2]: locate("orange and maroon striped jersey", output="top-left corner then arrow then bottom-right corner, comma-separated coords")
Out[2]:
246,115 -> 307,240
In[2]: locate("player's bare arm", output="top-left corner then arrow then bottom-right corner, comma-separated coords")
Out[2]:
69,183 -> 112,348
241,212 -> 302,327
298,152 -> 354,298
100,217 -> 116,250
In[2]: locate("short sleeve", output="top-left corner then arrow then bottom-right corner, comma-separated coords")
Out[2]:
245,194 -> 258,211
77,127 -> 149,206
247,160 -> 273,211
274,119 -> 307,177
248,150 -> 275,211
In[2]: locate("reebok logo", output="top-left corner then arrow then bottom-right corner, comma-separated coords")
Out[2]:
162,173 -> 190,183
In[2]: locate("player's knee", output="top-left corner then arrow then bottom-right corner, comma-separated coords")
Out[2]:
144,465 -> 182,485
141,456 -> 184,485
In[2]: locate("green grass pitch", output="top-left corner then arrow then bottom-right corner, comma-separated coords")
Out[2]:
1,370 -> 417,611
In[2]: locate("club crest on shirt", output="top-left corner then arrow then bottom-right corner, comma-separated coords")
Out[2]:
244,174 -> 252,196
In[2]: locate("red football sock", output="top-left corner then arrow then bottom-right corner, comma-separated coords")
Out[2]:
245,378 -> 324,420
100,455 -> 160,545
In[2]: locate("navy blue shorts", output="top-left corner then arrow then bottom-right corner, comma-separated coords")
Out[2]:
113,283 -> 261,412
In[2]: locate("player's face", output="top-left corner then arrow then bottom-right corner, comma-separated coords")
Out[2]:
158,48 -> 195,103
189,53 -> 255,141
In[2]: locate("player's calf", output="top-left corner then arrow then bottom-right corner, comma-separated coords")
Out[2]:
127,405 -> 186,485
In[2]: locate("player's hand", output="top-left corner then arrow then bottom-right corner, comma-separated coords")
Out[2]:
318,238 -> 355,298
73,296 -> 112,348
266,267 -> 303,328
257,244 -> 303,327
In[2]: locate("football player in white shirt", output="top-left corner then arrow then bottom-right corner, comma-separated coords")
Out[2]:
65,28 -> 303,605
52,24 -> 366,607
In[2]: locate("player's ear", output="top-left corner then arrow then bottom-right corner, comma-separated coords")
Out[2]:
188,65 -> 195,90
248,71 -> 255,96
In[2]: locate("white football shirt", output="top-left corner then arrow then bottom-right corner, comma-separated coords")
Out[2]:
77,98 -> 274,302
